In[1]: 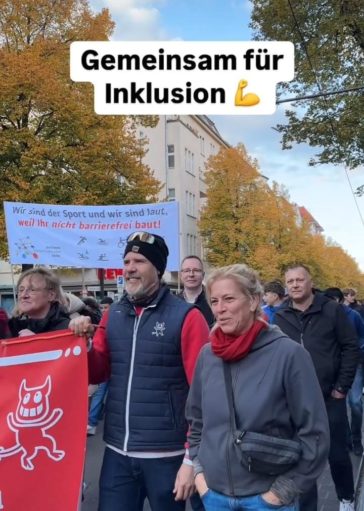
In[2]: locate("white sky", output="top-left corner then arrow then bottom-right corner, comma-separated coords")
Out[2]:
89,0 -> 364,271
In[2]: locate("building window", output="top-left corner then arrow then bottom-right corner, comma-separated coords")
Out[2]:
184,148 -> 195,175
168,188 -> 175,200
200,136 -> 205,155
167,144 -> 175,168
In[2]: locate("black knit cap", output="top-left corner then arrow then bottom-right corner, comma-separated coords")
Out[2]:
123,232 -> 169,277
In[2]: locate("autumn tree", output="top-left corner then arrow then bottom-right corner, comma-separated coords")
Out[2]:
0,0 -> 160,257
199,145 -> 306,279
250,0 -> 364,172
199,146 -> 364,290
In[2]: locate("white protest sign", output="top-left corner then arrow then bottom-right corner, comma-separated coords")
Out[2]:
70,41 -> 294,115
4,201 -> 179,270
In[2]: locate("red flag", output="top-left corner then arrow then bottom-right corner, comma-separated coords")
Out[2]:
0,330 -> 88,511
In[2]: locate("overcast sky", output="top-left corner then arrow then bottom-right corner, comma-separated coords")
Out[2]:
89,0 -> 364,271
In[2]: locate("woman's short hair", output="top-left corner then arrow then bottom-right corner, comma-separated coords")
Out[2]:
17,267 -> 63,303
206,264 -> 263,315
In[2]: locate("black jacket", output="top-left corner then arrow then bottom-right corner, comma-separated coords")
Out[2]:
274,292 -> 359,398
8,302 -> 70,337
178,289 -> 215,328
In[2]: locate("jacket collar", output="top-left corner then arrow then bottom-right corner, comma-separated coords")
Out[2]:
281,290 -> 330,316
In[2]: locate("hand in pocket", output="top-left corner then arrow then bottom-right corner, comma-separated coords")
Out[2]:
195,473 -> 209,497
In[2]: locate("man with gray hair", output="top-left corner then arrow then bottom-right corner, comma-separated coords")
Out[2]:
70,232 -> 209,511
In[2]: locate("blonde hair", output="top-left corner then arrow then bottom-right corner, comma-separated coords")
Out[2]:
17,267 -> 63,304
206,264 -> 263,317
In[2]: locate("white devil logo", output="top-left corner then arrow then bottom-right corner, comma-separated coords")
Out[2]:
0,376 -> 65,470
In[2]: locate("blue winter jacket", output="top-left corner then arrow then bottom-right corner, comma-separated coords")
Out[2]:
103,285 -> 193,452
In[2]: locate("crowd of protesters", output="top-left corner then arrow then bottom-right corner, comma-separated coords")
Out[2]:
1,231 -> 364,511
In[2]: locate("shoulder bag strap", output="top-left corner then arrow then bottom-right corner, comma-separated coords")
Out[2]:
223,362 -> 238,432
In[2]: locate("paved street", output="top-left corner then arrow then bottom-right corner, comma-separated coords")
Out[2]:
81,425 -> 363,511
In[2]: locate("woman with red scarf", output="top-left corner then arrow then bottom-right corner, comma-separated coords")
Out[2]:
186,264 -> 330,511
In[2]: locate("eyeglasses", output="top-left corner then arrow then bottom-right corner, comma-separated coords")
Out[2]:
127,232 -> 155,244
18,287 -> 48,295
181,269 -> 203,274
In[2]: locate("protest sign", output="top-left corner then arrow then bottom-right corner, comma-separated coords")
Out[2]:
0,331 -> 88,511
4,201 -> 179,269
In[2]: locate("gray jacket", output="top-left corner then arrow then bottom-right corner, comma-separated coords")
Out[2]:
186,325 -> 330,504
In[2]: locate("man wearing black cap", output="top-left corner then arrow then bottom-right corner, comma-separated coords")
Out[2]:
70,231 -> 209,511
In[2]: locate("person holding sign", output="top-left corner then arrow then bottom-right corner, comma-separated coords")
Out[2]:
8,268 -> 70,337
70,231 -> 209,511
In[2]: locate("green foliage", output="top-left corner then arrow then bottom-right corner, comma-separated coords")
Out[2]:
250,0 -> 364,170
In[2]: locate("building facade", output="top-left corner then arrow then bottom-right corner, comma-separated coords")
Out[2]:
140,115 -> 229,261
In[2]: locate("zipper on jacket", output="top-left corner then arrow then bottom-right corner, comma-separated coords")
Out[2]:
123,303 -> 157,451
123,311 -> 144,451
300,332 -> 305,347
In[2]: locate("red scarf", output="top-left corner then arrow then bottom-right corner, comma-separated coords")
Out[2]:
211,319 -> 267,361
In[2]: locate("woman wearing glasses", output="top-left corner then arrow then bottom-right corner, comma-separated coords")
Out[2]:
8,267 -> 70,337
186,264 -> 330,511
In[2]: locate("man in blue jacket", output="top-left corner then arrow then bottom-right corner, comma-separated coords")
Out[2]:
70,232 -> 209,511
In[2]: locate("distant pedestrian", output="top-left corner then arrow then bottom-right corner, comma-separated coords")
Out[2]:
179,255 -> 215,328
0,307 -> 10,339
325,287 -> 364,456
87,296 -> 114,436
343,288 -> 364,319
99,296 -> 114,314
262,281 -> 285,324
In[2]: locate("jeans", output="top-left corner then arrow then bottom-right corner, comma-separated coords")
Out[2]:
88,382 -> 108,427
299,397 -> 354,511
98,447 -> 186,511
201,489 -> 297,510
348,362 -> 364,446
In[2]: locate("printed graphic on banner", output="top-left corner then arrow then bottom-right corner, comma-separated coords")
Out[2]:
70,41 -> 294,115
0,331 -> 88,511
0,376 -> 64,471
4,201 -> 179,269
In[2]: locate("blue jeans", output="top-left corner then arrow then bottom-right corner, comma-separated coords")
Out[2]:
348,362 -> 364,446
201,489 -> 297,510
88,382 -> 108,427
98,447 -> 186,511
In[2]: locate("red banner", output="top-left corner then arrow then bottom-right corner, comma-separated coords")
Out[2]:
0,330 -> 88,511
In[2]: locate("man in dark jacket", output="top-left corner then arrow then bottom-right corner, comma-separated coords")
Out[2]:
70,232 -> 209,511
274,264 -> 359,511
179,255 -> 215,328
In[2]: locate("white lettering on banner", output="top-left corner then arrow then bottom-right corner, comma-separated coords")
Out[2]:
4,201 -> 180,269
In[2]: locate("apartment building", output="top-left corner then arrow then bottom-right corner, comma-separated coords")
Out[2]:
140,115 -> 229,261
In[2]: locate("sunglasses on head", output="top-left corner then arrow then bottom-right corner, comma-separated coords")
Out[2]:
127,232 -> 155,244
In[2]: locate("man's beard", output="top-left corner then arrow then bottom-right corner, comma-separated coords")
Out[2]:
125,279 -> 160,303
